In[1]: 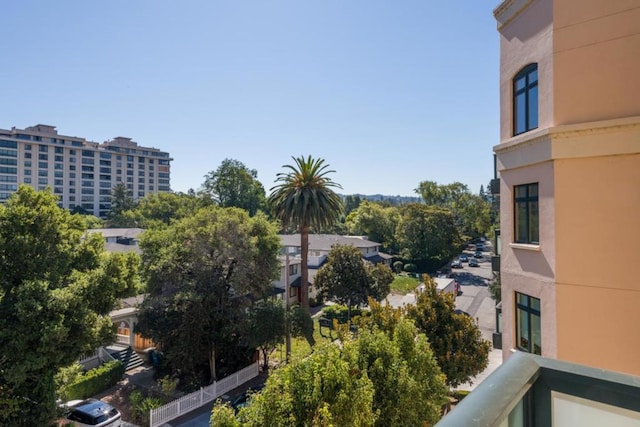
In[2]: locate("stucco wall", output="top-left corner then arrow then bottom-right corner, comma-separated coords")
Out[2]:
554,152 -> 640,375
553,0 -> 640,125
499,160 -> 557,360
498,0 -> 554,141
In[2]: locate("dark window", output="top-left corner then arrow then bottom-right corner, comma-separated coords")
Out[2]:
514,183 -> 539,244
0,140 -> 17,149
516,292 -> 541,355
513,64 -> 538,135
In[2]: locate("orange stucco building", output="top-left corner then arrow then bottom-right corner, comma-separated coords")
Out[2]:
494,0 -> 640,375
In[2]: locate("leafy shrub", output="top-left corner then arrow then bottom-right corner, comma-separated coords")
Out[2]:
65,360 -> 125,400
158,375 -> 179,397
210,400 -> 240,427
309,294 -> 324,307
323,305 -> 362,324
403,263 -> 417,273
129,388 -> 164,426
55,362 -> 85,402
392,261 -> 404,273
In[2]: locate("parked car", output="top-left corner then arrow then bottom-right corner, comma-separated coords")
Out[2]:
474,251 -> 483,258
469,258 -> 479,267
459,254 -> 469,263
451,259 -> 463,269
61,398 -> 121,427
231,383 -> 266,413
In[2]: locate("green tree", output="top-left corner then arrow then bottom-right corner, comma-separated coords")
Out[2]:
395,204 -> 461,263
75,213 -> 103,229
136,207 -> 281,383
456,192 -> 492,239
315,245 -> 393,313
357,319 -> 448,426
248,299 -> 286,372
268,156 -> 343,312
109,183 -> 136,218
210,402 -> 240,427
201,159 -> 267,216
415,180 -> 492,239
345,201 -> 399,252
0,186 -> 136,425
236,340 -> 376,426
406,275 -> 491,388
343,194 -> 362,216
233,319 -> 447,426
122,191 -> 207,229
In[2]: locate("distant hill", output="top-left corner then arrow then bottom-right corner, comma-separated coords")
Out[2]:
341,194 -> 422,205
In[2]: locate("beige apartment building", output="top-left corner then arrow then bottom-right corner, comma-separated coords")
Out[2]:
494,0 -> 640,375
0,124 -> 172,218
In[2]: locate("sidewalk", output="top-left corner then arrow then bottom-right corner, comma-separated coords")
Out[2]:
162,373 -> 267,427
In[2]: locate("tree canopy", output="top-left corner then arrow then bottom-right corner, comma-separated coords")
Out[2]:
406,276 -> 491,388
120,191 -> 208,229
315,245 -> 393,311
415,180 -> 492,239
216,318 -> 447,427
395,203 -> 461,264
248,299 -> 286,372
0,186 -> 137,425
136,206 -> 281,383
201,159 -> 267,216
108,183 -> 136,219
268,155 -> 343,311
345,200 -> 399,252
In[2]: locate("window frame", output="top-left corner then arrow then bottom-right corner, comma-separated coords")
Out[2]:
513,63 -> 539,136
515,292 -> 541,355
514,183 -> 539,245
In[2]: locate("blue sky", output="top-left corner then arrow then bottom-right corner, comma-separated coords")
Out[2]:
1,1 -> 500,197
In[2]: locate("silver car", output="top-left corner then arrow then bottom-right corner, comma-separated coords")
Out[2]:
63,398 -> 122,427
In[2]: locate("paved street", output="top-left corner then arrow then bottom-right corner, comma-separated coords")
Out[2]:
450,247 -> 503,391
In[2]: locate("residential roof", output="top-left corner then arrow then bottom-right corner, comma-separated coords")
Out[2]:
87,228 -> 145,239
364,253 -> 394,263
280,234 -> 380,251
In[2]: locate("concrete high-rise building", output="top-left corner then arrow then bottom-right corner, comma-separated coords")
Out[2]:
493,0 -> 640,376
0,124 -> 172,218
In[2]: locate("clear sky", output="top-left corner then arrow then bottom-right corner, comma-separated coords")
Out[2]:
1,0 -> 500,197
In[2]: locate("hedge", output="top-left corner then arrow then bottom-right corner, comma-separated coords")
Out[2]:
323,305 -> 362,324
66,360 -> 125,400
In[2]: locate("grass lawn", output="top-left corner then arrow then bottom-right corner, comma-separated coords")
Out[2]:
391,274 -> 421,295
272,316 -> 334,365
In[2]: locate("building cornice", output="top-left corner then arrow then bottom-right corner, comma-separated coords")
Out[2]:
494,0 -> 534,30
494,115 -> 640,170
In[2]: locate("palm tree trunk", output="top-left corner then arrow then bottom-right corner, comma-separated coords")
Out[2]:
209,347 -> 216,383
300,224 -> 310,312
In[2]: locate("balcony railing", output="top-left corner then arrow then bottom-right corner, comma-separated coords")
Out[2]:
436,351 -> 640,427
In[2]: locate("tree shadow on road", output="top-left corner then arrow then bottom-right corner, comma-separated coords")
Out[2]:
450,271 -> 488,287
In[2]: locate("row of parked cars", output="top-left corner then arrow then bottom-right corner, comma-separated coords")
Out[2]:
451,244 -> 485,269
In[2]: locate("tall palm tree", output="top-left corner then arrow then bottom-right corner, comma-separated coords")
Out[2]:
269,155 -> 343,311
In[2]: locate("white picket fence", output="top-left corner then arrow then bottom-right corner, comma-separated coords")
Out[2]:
149,361 -> 260,427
